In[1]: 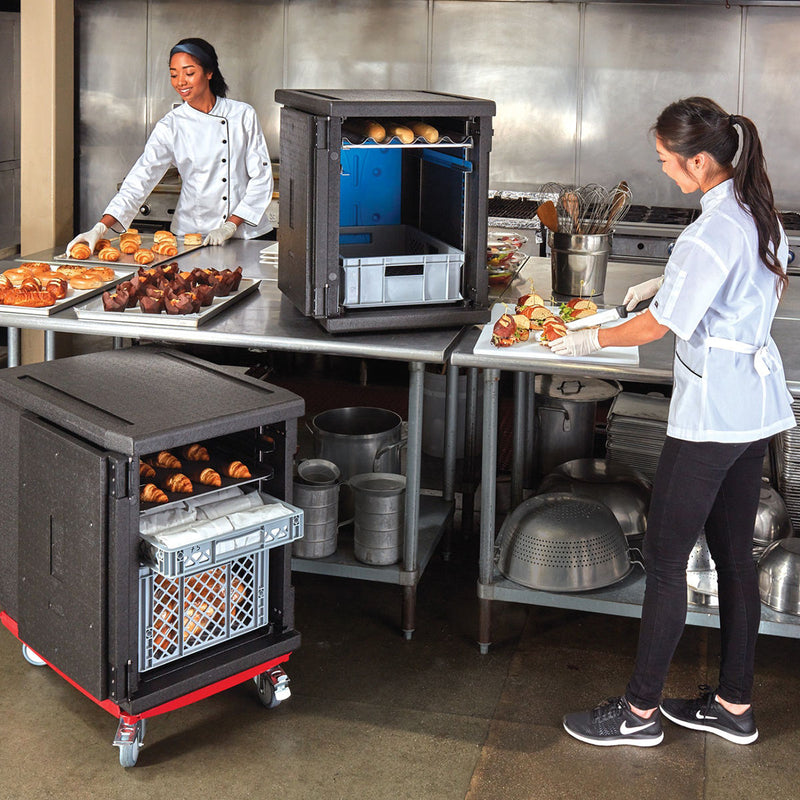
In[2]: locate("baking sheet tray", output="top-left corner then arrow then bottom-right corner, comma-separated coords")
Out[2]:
0,267 -> 134,317
473,303 -> 639,366
73,277 -> 260,328
40,233 -> 203,268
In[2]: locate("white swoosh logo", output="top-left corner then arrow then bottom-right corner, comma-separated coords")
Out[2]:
695,710 -> 717,720
620,720 -> 656,735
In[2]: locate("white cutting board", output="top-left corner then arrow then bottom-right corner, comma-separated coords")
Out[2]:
473,304 -> 639,366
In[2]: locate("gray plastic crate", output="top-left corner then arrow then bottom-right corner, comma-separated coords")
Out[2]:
140,493 -> 304,578
339,225 -> 464,308
138,551 -> 268,671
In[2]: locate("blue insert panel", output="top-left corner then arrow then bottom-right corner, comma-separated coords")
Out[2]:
340,148 -> 402,228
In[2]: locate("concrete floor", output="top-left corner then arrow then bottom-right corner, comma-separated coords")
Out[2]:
2,533 -> 800,800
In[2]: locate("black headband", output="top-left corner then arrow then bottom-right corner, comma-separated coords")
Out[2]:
169,43 -> 213,71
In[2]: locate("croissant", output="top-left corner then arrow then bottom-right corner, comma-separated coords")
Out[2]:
183,443 -> 210,462
153,230 -> 176,244
69,242 -> 91,259
119,238 -> 139,255
165,472 -> 193,493
133,248 -> 155,265
225,460 -> 251,479
152,241 -> 179,257
97,247 -> 121,262
139,460 -> 156,480
141,483 -> 168,503
152,451 -> 181,469
94,238 -> 111,253
199,468 -> 222,487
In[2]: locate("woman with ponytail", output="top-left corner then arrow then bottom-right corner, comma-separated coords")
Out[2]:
68,37 -> 273,253
556,98 -> 795,748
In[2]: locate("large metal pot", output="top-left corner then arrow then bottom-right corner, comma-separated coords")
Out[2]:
758,537 -> 800,615
534,375 -> 621,476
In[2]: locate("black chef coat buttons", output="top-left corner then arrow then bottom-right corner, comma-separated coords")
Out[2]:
222,196 -> 227,201
220,120 -> 226,125
222,139 -> 227,144
222,177 -> 227,182
222,158 -> 226,163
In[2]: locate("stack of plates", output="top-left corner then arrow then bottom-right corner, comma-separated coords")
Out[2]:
259,242 -> 279,269
774,401 -> 800,530
605,393 -> 670,481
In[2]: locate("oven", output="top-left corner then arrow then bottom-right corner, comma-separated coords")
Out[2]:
274,89 -> 495,333
0,347 -> 304,763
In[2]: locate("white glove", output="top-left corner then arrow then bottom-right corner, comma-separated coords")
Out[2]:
623,276 -> 663,311
66,221 -> 107,256
548,328 -> 601,357
203,220 -> 238,246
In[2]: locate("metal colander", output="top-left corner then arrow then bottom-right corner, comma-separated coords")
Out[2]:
496,492 -> 632,592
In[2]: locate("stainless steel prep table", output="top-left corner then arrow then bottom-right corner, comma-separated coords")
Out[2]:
451,255 -> 800,651
1,240 -> 468,638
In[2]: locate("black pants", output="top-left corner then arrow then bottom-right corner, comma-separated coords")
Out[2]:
625,435 -> 769,709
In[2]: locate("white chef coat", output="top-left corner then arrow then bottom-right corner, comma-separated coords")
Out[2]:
649,179 -> 795,443
104,97 -> 273,238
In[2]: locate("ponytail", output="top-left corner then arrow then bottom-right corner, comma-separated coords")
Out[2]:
653,97 -> 786,297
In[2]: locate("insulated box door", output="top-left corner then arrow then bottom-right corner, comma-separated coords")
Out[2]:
17,415 -> 118,700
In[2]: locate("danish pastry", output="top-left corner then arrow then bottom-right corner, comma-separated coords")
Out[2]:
69,242 -> 92,259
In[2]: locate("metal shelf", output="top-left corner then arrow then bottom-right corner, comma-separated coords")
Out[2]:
478,568 -> 800,639
291,494 -> 451,586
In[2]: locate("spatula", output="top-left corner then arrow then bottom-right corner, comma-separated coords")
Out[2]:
536,200 -> 559,232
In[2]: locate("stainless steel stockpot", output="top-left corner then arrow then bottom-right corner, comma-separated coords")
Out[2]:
758,537 -> 800,615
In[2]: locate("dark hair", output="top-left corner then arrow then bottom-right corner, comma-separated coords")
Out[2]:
170,38 -> 228,99
652,96 -> 786,297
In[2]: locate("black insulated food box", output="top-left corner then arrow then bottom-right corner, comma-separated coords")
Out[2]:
275,89 -> 495,333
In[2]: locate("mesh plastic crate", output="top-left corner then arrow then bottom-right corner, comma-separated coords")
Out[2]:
339,225 -> 464,308
138,553 -> 268,671
140,494 -> 303,578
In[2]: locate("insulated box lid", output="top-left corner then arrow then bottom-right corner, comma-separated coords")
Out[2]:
0,347 -> 304,456
274,88 -> 495,117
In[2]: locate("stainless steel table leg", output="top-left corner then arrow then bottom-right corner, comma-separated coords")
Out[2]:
461,367 -> 480,539
402,361 -> 424,639
441,363 -> 459,561
525,373 -> 536,488
511,372 -> 526,509
478,367 -> 500,653
44,330 -> 56,362
7,327 -> 20,368
113,337 -> 125,350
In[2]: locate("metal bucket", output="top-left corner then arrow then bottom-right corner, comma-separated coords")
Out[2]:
292,478 -> 340,559
350,472 -> 406,565
308,407 -> 405,519
297,458 -> 341,486
549,231 -> 611,296
535,375 -> 621,476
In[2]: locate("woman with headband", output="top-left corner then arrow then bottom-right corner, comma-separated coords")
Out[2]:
67,37 -> 273,253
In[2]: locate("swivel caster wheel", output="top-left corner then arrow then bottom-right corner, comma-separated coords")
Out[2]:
114,718 -> 146,768
21,644 -> 46,666
254,665 -> 291,709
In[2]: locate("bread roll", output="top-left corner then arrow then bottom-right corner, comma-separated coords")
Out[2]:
383,122 -> 415,144
183,233 -> 203,247
409,121 -> 439,143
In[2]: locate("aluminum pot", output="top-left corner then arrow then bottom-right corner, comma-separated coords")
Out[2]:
758,537 -> 800,615
537,458 -> 650,540
350,473 -> 406,565
753,480 -> 793,546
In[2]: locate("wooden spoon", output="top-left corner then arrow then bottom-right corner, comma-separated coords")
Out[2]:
536,200 -> 559,233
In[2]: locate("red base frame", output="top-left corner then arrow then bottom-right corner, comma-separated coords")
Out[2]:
0,610 -> 291,725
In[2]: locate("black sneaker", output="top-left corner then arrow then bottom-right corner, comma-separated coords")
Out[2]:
563,696 -> 664,747
660,685 -> 758,745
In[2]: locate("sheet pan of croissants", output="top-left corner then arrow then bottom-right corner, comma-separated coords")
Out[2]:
65,228 -> 202,267
140,442 -> 255,506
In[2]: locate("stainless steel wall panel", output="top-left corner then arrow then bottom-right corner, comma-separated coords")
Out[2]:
0,14 -> 19,164
146,1 -> 284,154
741,8 -> 800,208
76,0 -> 148,228
285,0 -> 429,90
431,1 -> 580,187
580,4 -> 741,208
